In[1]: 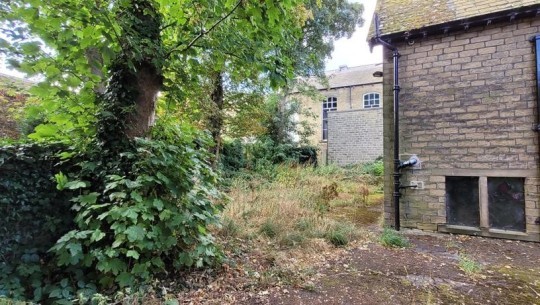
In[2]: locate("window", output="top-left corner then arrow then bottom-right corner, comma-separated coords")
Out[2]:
363,93 -> 380,108
488,177 -> 525,232
322,97 -> 337,140
445,176 -> 526,232
446,176 -> 480,227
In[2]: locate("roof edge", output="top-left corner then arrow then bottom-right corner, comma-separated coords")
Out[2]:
370,3 -> 540,46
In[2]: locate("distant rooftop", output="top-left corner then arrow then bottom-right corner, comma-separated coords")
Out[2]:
370,0 -> 540,39
294,63 -> 383,92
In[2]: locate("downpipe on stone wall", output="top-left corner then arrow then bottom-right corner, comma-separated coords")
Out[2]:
373,14 -> 418,231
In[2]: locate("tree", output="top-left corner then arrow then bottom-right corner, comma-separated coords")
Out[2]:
0,0 -> 327,301
166,0 -> 363,164
1,0 -> 310,141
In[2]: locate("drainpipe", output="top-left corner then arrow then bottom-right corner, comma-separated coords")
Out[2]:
373,14 -> 403,231
349,86 -> 352,109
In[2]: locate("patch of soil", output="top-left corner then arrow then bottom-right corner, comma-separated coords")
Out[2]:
266,233 -> 540,305
169,232 -> 540,304
332,205 -> 381,226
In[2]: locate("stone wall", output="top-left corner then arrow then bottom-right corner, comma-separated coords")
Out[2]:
383,16 -> 540,241
327,108 -> 383,165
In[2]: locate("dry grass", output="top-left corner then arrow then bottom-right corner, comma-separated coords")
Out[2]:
219,164 -> 383,249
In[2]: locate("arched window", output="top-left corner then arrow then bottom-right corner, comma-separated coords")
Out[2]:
322,96 -> 337,140
363,93 -> 380,108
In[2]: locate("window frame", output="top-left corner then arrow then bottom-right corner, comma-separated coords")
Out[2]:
363,92 -> 380,109
322,96 -> 337,141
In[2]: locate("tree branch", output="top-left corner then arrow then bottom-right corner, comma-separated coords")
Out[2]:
166,0 -> 243,58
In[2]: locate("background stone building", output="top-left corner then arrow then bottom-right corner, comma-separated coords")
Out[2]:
290,64 -> 384,165
371,0 -> 540,241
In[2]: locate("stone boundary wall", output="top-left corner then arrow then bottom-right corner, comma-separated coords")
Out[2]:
328,108 -> 383,165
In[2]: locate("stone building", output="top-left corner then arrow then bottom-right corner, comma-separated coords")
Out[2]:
370,0 -> 540,241
290,64 -> 384,165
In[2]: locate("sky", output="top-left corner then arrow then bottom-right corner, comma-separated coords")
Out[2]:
325,0 -> 382,70
1,0 -> 382,78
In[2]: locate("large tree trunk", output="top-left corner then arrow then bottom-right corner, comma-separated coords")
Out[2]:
209,71 -> 224,168
96,0 -> 163,143
126,63 -> 162,138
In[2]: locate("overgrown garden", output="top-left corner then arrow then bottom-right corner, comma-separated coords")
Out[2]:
0,0 -> 364,303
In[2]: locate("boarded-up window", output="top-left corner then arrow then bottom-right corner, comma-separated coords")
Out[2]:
488,177 -> 526,232
446,176 -> 479,227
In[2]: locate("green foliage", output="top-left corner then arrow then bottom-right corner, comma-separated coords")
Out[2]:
219,140 -> 246,177
0,143 -> 75,302
362,158 -> 384,177
220,137 -> 317,179
0,0 -> 362,302
259,220 -> 280,238
324,222 -> 355,247
0,121 -> 223,303
50,120 -> 223,291
458,254 -> 483,275
0,75 -> 31,139
379,228 -> 410,248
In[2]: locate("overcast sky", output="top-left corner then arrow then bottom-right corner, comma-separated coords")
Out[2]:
325,0 -> 382,70
1,0 -> 382,78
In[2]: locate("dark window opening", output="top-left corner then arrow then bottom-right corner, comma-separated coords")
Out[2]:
532,34 -> 540,132
488,177 -> 526,232
322,97 -> 337,140
446,176 -> 479,227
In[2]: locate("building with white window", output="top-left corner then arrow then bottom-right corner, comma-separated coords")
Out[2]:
289,63 -> 384,165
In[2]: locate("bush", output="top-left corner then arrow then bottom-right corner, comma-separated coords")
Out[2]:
362,157 -> 384,177
0,143 -> 75,302
324,222 -> 355,247
219,139 -> 246,177
295,146 -> 317,166
1,122 -> 224,303
379,228 -> 410,248
245,139 -> 316,170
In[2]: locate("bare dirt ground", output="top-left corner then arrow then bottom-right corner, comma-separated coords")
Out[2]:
265,232 -> 540,305
169,203 -> 540,305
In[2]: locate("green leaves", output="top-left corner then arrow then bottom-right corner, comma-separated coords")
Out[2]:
125,225 -> 146,242
126,250 -> 140,259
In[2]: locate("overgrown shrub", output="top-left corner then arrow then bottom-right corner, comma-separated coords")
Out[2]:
0,143 -> 75,301
1,121 -> 224,303
362,157 -> 383,177
244,138 -> 316,172
219,136 -> 317,180
219,139 -> 246,177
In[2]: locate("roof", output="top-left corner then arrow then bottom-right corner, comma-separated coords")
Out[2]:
371,0 -> 540,39
294,63 -> 383,92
